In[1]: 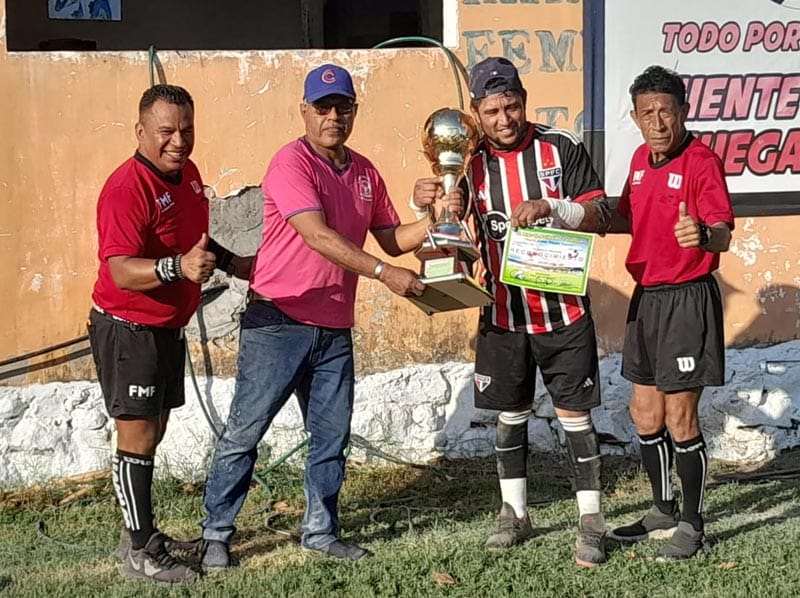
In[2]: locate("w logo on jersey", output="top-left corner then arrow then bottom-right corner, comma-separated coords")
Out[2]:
676,356 -> 696,372
667,173 -> 683,190
632,170 -> 645,185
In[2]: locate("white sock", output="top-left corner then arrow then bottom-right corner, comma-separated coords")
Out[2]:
499,478 -> 528,519
576,490 -> 601,517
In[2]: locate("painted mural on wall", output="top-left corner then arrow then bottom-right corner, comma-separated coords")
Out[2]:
48,0 -> 120,21
459,0 -> 583,135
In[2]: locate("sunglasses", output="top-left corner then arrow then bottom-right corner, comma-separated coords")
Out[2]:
308,101 -> 356,116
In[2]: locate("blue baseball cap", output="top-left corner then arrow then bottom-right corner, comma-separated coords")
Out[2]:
303,64 -> 356,103
468,57 -> 524,100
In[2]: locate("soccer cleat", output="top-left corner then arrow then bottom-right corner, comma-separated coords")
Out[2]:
608,504 -> 680,543
121,532 -> 199,585
656,521 -> 711,560
575,513 -> 607,568
201,539 -> 235,570
485,502 -> 534,551
302,540 -> 373,561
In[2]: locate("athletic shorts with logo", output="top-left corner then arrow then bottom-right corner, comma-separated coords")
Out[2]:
87,308 -> 185,418
622,274 -> 724,391
474,312 -> 601,412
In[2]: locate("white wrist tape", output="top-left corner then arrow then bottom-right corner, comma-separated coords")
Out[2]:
545,198 -> 585,229
408,194 -> 430,221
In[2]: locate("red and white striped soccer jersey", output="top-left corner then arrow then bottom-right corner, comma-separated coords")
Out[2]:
467,123 -> 605,334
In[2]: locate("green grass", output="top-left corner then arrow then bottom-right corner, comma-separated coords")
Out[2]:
1,455 -> 799,597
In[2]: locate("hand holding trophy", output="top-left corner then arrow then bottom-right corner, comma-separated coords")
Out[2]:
407,108 -> 494,315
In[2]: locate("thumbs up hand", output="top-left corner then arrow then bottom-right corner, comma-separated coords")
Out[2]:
674,201 -> 701,248
181,233 -> 216,284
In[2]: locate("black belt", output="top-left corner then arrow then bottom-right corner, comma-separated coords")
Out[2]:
247,290 -> 275,304
91,305 -> 184,338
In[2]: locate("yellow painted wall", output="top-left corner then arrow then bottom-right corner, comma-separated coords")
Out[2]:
1,1 -> 798,382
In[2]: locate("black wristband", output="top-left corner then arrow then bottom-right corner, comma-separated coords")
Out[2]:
154,256 -> 182,283
698,222 -> 711,246
207,237 -> 235,273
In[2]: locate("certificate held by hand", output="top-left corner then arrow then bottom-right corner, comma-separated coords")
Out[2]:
500,227 -> 595,296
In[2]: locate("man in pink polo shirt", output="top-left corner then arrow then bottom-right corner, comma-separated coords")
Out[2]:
200,64 -> 461,566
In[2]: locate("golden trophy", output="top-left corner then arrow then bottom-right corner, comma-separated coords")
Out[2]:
408,108 -> 494,315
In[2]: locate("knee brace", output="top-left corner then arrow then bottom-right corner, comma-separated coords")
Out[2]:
495,410 -> 530,479
559,414 -> 601,492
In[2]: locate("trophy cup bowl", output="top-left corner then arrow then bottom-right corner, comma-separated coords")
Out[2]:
422,108 -> 480,236
409,108 -> 493,315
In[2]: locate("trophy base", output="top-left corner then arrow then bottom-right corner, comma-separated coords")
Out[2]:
416,237 -> 480,279
407,273 -> 494,316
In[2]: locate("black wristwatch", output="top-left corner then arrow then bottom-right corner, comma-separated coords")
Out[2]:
698,222 -> 711,247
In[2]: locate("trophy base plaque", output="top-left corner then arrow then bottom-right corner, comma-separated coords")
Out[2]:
408,273 -> 493,316
408,234 -> 493,315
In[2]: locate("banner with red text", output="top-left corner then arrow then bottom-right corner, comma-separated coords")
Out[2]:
596,0 -> 800,214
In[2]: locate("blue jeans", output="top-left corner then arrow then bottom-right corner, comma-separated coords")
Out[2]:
202,301 -> 355,550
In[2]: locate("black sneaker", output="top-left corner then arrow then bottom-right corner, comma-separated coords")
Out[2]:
302,540 -> 373,561
116,527 -> 201,561
575,513 -> 607,568
201,539 -> 235,571
608,505 -> 680,543
656,521 -> 711,561
485,502 -> 534,551
121,532 -> 199,585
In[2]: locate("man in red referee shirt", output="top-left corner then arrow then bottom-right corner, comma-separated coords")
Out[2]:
607,66 -> 734,560
88,84 -> 249,584
413,57 -> 611,567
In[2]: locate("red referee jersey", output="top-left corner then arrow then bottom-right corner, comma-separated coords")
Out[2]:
468,123 -> 605,334
91,154 -> 208,328
618,135 -> 734,286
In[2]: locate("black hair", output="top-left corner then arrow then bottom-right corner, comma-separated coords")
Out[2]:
138,84 -> 194,117
629,65 -> 686,107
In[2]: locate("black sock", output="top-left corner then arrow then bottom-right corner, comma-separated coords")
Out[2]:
113,450 -> 155,549
674,435 -> 707,531
638,428 -> 676,514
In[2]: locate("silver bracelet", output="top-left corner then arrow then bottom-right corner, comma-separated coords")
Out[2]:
373,261 -> 385,280
174,253 -> 185,280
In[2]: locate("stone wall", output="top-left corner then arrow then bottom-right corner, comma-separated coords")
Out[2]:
2,341 -> 799,489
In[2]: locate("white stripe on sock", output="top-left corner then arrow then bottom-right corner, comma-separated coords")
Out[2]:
558,414 -> 592,432
698,449 -> 708,514
111,454 -> 132,530
123,461 -> 140,531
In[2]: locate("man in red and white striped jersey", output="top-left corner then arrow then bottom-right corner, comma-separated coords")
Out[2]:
413,57 -> 611,567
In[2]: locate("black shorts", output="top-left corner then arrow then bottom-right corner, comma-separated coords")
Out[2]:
622,275 -> 725,392
474,312 -> 601,412
87,308 -> 186,418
